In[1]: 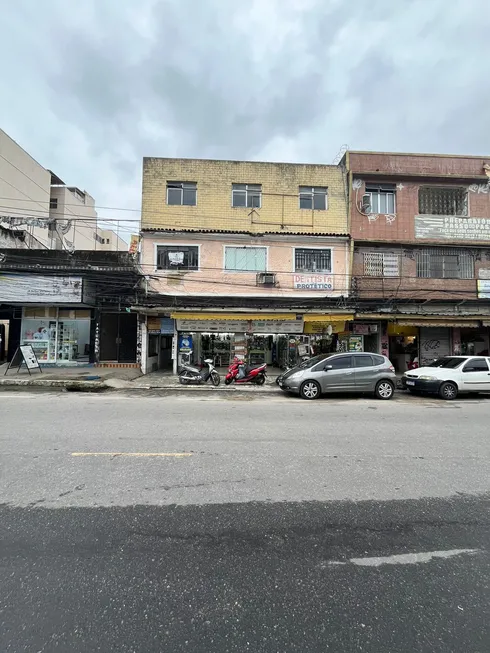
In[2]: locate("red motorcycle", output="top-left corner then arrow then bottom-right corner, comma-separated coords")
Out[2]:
225,357 -> 267,385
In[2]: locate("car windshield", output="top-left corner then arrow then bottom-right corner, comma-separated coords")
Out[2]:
428,357 -> 465,369
298,354 -> 333,369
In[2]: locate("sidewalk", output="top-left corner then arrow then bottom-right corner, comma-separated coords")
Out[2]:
0,363 -> 282,392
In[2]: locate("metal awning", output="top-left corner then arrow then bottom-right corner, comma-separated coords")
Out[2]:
303,314 -> 355,322
397,320 -> 480,328
170,312 -> 297,320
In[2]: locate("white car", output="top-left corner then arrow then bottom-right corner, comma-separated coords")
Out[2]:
402,355 -> 490,400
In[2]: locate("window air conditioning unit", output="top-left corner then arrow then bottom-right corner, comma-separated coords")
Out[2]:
256,272 -> 276,286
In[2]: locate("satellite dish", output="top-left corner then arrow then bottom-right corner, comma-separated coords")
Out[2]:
326,325 -> 333,336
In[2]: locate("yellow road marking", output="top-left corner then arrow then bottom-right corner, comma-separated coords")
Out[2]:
71,452 -> 192,457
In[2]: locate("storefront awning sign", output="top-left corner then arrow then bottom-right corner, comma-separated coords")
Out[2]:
0,273 -> 84,303
303,314 -> 355,322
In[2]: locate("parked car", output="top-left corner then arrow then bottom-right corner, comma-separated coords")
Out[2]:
277,352 -> 396,400
402,355 -> 490,400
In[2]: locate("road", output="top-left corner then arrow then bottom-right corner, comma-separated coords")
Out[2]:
1,390 -> 489,652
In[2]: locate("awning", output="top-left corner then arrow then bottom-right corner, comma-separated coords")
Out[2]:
303,314 -> 355,322
397,320 -> 481,328
170,312 -> 297,321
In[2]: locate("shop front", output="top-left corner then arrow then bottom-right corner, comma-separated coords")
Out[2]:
170,312 -> 355,373
0,273 -> 95,366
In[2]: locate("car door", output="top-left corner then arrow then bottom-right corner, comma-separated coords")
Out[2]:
353,354 -> 377,389
459,357 -> 490,391
318,355 -> 355,393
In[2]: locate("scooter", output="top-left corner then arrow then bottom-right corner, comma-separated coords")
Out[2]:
179,359 -> 220,386
225,357 -> 267,385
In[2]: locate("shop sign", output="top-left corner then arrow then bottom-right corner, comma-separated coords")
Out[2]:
160,318 -> 175,335
176,318 -> 304,333
353,323 -> 378,335
293,274 -> 333,291
477,280 -> 490,298
348,336 -> 363,352
415,216 -> 490,242
0,274 -> 83,303
304,321 -> 345,334
147,317 -> 162,334
178,334 -> 193,352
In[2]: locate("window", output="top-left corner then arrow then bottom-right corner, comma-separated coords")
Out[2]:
462,358 -> 489,373
372,354 -> 386,365
416,248 -> 474,279
148,334 -> 159,357
94,233 -> 104,244
232,184 -> 261,208
224,246 -> 266,272
328,355 -> 353,369
428,357 -> 464,368
156,245 -> 199,270
295,248 -> 332,273
166,182 -> 197,206
363,252 -> 399,277
299,186 -> 327,210
354,355 -> 374,368
419,186 -> 467,216
365,184 -> 396,214
49,198 -> 58,209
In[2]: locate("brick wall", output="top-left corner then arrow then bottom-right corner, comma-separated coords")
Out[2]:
141,233 -> 350,297
348,152 -> 490,245
141,158 -> 348,235
352,245 -> 490,301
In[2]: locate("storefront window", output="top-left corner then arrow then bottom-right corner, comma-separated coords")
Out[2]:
22,308 -> 91,364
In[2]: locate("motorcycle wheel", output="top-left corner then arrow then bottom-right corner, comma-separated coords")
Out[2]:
255,375 -> 266,385
179,377 -> 190,385
211,372 -> 220,387
224,377 -> 232,385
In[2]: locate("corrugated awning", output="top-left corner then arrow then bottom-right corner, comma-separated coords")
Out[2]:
303,314 -> 355,322
171,312 -> 297,320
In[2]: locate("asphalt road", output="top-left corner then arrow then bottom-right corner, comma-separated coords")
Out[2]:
1,391 -> 489,652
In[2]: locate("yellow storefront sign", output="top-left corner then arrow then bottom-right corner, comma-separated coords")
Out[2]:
304,321 -> 346,334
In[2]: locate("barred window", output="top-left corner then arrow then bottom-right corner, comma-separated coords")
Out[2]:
418,186 -> 467,216
157,245 -> 199,270
295,248 -> 332,273
416,248 -> 474,279
363,252 -> 399,277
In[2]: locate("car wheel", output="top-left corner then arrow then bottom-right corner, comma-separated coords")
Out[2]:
375,380 -> 394,400
300,380 -> 321,400
439,381 -> 458,400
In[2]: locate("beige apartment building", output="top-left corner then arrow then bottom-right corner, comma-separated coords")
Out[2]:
139,157 -> 352,373
0,128 -> 124,251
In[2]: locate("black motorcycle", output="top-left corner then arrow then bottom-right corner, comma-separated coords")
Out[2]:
179,359 -> 220,386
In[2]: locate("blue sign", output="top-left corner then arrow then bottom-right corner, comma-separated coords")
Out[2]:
160,318 -> 175,335
178,334 -> 193,352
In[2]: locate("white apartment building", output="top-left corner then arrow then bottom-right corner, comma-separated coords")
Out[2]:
0,129 -> 124,251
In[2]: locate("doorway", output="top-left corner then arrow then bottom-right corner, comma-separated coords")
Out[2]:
99,312 -> 137,362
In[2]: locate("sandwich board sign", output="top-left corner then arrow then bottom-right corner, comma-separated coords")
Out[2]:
4,345 -> 42,375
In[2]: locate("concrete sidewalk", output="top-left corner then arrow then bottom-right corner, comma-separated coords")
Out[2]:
0,363 -> 282,392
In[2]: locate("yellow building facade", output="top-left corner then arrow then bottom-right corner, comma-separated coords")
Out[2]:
141,157 -> 349,235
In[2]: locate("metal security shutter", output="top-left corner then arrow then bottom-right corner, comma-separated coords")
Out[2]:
419,327 -> 451,366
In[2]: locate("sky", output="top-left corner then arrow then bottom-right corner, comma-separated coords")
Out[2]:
1,0 -> 489,238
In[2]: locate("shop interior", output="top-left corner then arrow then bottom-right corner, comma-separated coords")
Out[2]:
21,307 -> 92,364
388,324 -> 419,373
459,328 -> 489,356
177,329 -> 342,371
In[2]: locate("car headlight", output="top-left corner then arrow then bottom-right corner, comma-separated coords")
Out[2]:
418,375 -> 438,381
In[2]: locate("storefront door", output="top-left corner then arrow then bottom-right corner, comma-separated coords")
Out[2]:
100,312 -> 137,362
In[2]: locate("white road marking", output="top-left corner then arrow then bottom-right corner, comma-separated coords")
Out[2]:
71,452 -> 192,457
328,548 -> 479,567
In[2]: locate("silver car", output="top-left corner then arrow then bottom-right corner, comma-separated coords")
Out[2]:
277,352 -> 396,400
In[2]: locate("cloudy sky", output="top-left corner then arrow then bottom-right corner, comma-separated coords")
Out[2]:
1,0 -> 489,236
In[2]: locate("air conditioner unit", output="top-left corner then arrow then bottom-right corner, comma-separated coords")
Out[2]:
256,272 -> 276,286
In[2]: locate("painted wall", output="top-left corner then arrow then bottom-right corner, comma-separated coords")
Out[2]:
141,233 -> 350,298
141,158 -> 349,235
347,152 -> 490,245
